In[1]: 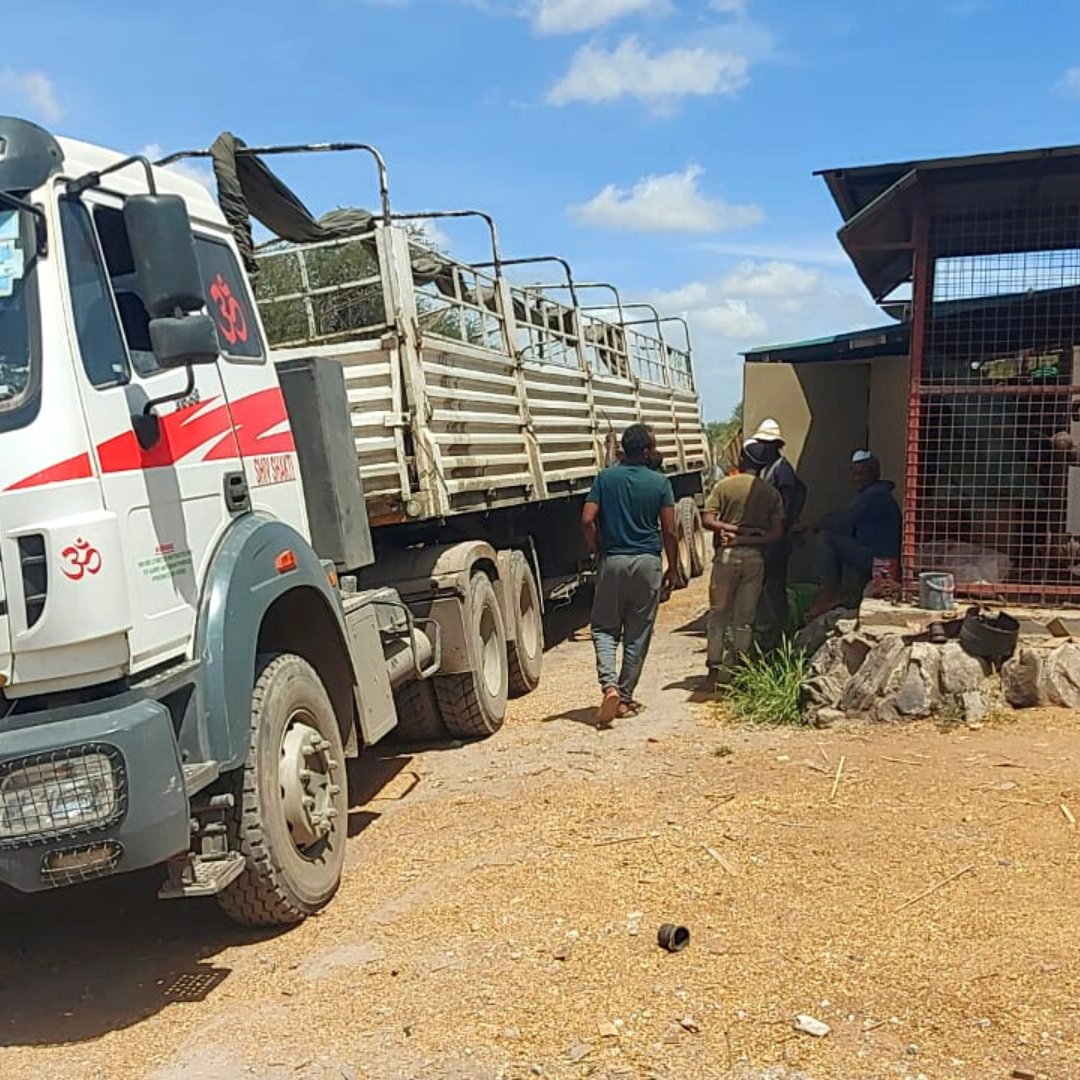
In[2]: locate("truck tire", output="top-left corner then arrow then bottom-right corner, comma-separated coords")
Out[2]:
674,503 -> 693,583
392,677 -> 448,744
681,498 -> 707,578
434,571 -> 508,738
217,653 -> 348,927
507,552 -> 544,697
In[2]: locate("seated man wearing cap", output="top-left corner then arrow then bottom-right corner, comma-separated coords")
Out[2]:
743,419 -> 806,649
804,450 -> 902,623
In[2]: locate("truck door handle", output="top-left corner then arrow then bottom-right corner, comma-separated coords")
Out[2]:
223,471 -> 251,514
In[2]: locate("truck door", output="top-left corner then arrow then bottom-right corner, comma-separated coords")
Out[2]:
189,233 -> 306,534
58,193 -> 242,673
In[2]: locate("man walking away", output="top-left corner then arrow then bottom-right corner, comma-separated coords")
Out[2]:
702,443 -> 784,678
743,419 -> 806,649
582,424 -> 684,727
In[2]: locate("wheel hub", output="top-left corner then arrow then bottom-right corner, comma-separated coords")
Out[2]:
279,718 -> 341,849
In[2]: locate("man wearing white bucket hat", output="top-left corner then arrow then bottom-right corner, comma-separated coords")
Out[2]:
743,419 -> 806,648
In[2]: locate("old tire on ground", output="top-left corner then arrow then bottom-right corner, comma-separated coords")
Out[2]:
217,653 -> 348,927
507,551 -> 544,697
434,571 -> 508,738
391,676 -> 447,744
674,503 -> 693,583
681,498 -> 707,578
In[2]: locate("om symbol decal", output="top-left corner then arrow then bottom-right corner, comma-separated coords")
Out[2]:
60,538 -> 103,581
209,272 -> 249,347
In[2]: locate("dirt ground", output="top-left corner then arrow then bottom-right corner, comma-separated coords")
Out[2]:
2,576 -> 1080,1080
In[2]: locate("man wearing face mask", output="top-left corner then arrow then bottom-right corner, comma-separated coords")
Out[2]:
582,424 -> 685,727
742,419 -> 805,648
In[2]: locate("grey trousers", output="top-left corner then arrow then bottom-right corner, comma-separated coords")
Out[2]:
590,553 -> 663,702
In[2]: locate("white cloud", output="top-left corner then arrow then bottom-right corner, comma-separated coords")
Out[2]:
721,259 -> 820,297
140,143 -> 215,193
532,0 -> 668,34
647,260 -> 883,411
569,165 -> 762,233
1058,66 -> 1080,98
547,36 -> 750,110
709,0 -> 746,12
0,69 -> 62,124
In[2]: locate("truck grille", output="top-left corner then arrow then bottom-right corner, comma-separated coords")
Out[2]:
18,535 -> 46,628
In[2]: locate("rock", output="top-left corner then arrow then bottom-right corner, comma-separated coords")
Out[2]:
794,607 -> 859,658
804,674 -> 844,709
961,690 -> 988,723
1002,648 -> 1044,708
1041,642 -> 1080,708
940,641 -> 989,695
813,707 -> 845,728
794,1014 -> 831,1037
565,1042 -> 593,1063
841,635 -> 907,714
874,699 -> 901,724
598,1022 -> 620,1039
893,643 -> 941,718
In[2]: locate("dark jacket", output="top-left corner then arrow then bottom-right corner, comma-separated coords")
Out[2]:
823,480 -> 902,558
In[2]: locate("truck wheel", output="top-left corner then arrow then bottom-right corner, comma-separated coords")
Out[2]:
392,677 -> 448,743
681,499 -> 707,578
674,504 -> 693,583
217,653 -> 348,927
507,552 -> 544,697
434,572 -> 508,738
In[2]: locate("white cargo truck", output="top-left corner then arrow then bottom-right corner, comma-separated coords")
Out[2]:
0,117 -> 709,925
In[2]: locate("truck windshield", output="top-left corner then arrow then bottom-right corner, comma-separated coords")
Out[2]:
0,206 -> 35,412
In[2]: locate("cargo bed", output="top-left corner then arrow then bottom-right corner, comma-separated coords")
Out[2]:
261,224 -> 708,525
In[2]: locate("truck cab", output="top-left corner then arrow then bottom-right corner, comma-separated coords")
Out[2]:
0,116 -> 412,923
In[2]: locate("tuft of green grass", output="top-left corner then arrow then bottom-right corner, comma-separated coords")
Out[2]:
725,639 -> 810,726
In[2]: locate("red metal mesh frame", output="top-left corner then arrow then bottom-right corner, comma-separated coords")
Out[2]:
906,179 -> 1080,604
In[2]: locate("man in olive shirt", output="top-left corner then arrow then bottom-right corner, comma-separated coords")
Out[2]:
702,443 -> 784,675
582,424 -> 684,727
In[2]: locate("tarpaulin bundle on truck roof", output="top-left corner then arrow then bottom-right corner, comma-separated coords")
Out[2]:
209,131 -> 445,283
209,132 -> 581,336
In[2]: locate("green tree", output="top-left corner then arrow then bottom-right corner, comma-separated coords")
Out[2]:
253,228 -> 482,349
706,400 -> 743,466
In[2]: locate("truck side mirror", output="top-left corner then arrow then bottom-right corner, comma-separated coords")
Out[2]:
124,194 -> 218,369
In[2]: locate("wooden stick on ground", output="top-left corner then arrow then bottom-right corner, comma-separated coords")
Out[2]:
829,755 -> 846,801
1061,803 -> 1076,827
893,864 -> 975,913
593,834 -> 649,847
703,844 -> 737,875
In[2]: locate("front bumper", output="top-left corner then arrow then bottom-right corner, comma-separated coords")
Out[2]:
0,698 -> 189,893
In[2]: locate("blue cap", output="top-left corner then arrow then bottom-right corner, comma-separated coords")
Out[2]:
851,449 -> 874,464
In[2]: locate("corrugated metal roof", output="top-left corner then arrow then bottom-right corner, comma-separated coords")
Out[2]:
817,143 -> 1080,223
817,144 -> 1080,301
743,322 -> 907,364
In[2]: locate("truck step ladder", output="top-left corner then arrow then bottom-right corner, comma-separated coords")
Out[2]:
158,852 -> 246,899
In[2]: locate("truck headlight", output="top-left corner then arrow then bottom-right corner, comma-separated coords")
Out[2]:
0,746 -> 125,844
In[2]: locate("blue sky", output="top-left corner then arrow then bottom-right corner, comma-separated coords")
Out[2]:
3,0 -> 1080,419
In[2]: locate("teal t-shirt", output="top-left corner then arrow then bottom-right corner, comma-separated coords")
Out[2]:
586,463 -> 675,557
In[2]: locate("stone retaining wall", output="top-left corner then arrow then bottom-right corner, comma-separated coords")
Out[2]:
800,610 -> 1080,725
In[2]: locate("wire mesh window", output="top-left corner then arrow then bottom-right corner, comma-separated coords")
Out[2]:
910,189 -> 1080,601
